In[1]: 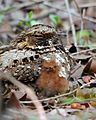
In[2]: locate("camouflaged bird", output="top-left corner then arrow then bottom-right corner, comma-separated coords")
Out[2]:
0,24 -> 70,97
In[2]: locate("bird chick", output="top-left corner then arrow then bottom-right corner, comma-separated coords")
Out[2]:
36,59 -> 69,97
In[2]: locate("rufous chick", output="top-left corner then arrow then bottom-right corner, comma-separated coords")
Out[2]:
36,59 -> 69,97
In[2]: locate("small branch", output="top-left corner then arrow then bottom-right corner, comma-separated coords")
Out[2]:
13,1 -> 44,11
43,1 -> 96,23
0,71 -> 47,120
74,12 -> 96,23
65,0 -> 77,47
71,48 -> 96,56
1,1 -> 44,15
79,3 -> 96,8
20,79 -> 96,104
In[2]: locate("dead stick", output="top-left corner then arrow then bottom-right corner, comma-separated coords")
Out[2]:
20,79 -> 96,104
43,1 -> 96,23
65,0 -> 77,47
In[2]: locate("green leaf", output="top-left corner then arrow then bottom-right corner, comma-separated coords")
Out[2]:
49,14 -> 61,26
25,21 -> 30,26
18,20 -> 26,26
76,30 -> 96,48
62,97 -> 74,104
27,11 -> 33,20
76,30 -> 91,41
18,11 -> 41,27
61,97 -> 85,104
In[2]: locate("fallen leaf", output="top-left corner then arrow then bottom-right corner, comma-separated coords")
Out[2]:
83,58 -> 92,74
83,58 -> 96,74
90,101 -> 96,107
82,75 -> 91,83
7,92 -> 22,109
71,102 -> 81,109
71,102 -> 88,109
71,63 -> 84,80
90,58 -> 96,73
13,90 -> 27,100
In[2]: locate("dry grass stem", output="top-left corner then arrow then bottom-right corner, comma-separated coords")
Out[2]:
65,0 -> 77,47
20,79 -> 96,104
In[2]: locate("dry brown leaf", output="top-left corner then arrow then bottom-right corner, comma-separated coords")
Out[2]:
7,92 -> 22,109
13,90 -> 27,100
71,102 -> 89,109
83,58 -> 92,73
83,58 -> 96,74
82,75 -> 91,83
90,101 -> 96,107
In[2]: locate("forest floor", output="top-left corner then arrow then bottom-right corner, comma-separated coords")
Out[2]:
0,0 -> 96,120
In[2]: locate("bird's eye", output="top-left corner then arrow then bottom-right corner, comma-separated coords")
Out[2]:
35,54 -> 39,59
29,56 -> 34,61
54,65 -> 57,68
13,59 -> 19,63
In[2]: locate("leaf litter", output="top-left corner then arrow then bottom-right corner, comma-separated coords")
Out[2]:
0,0 -> 96,120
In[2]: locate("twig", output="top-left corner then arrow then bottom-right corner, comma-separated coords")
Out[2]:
43,1 -> 96,23
13,1 -> 44,11
65,0 -> 77,47
0,71 -> 47,120
79,3 -> 96,8
72,0 -> 84,30
73,12 -> 96,23
71,48 -> 96,56
0,1 -> 44,15
20,79 -> 96,104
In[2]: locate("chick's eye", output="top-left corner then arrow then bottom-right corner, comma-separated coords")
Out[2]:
54,66 -> 57,68
46,67 -> 50,70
